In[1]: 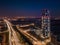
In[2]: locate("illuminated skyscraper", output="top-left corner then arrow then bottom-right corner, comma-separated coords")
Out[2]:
41,9 -> 50,39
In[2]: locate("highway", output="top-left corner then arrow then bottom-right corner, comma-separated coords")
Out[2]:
16,25 -> 52,45
4,19 -> 23,45
4,19 -> 51,45
16,25 -> 47,45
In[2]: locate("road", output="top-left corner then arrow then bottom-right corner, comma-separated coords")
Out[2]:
16,25 -> 47,45
4,19 -> 51,45
4,19 -> 23,45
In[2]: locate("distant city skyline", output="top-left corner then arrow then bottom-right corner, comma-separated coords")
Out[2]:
0,0 -> 60,17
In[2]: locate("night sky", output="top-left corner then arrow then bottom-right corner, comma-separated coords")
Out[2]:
0,0 -> 60,17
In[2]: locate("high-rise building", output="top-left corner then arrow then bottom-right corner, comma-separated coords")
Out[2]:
41,9 -> 50,39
